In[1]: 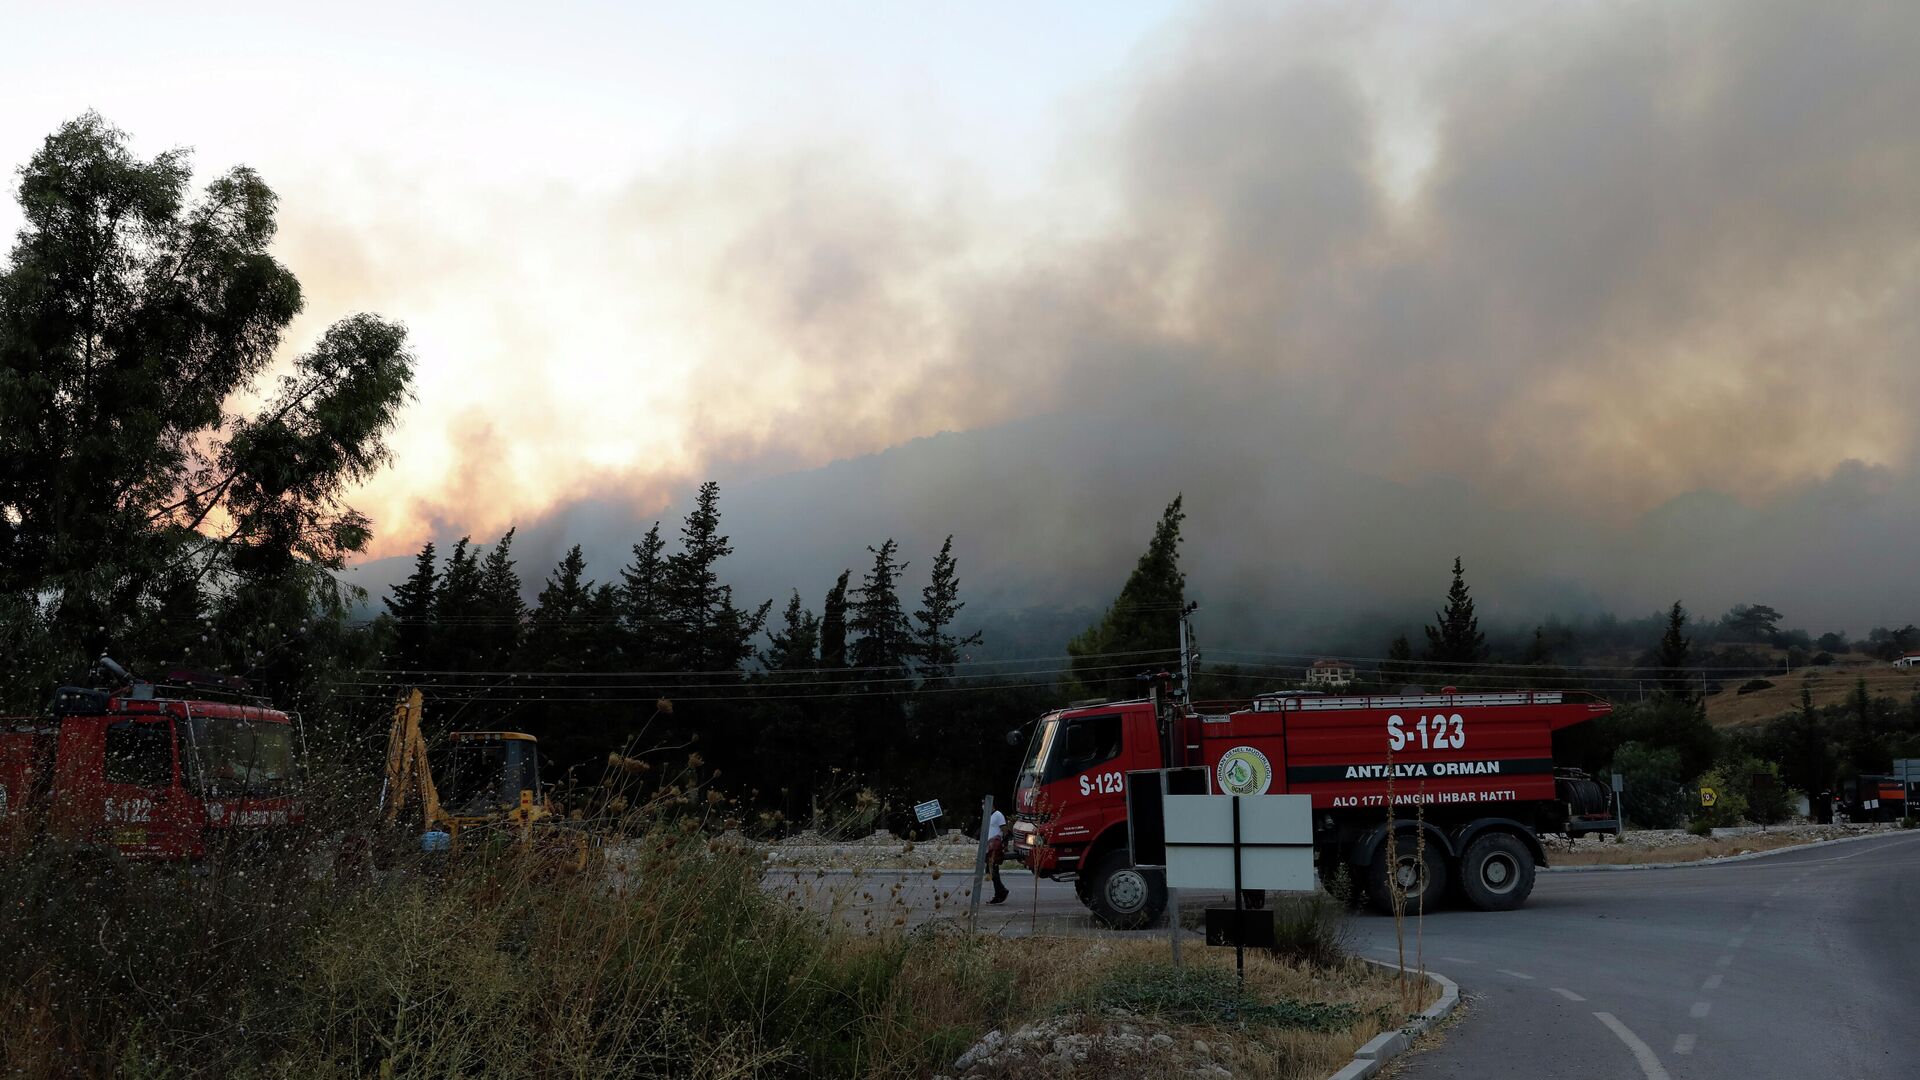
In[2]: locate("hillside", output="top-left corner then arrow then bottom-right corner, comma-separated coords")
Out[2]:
1706,660 -> 1920,728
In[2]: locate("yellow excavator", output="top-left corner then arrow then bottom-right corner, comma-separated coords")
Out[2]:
380,688 -> 587,865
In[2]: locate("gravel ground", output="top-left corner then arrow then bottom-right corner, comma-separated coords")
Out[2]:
1541,821 -> 1893,855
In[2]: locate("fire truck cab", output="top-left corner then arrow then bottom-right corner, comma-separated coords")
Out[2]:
0,667 -> 303,860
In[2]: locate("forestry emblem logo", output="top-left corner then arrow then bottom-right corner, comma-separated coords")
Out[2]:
1216,746 -> 1272,796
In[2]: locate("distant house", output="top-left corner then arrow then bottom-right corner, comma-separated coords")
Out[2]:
1306,658 -> 1356,689
1894,653 -> 1920,669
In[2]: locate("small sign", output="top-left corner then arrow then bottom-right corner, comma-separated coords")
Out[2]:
1611,772 -> 1624,793
1164,794 -> 1315,892
1700,788 -> 1717,808
913,799 -> 943,823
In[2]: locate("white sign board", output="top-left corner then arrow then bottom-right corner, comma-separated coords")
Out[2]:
1164,794 -> 1316,892
913,799 -> 943,823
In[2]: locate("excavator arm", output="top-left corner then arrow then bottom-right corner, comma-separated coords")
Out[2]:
380,688 -> 442,828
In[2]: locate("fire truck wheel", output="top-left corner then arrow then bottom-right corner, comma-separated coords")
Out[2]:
1366,842 -> 1447,916
1086,851 -> 1167,930
1458,832 -> 1535,911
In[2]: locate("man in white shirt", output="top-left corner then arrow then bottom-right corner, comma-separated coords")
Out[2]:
986,807 -> 1010,904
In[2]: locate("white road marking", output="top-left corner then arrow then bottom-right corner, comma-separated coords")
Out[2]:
1595,1012 -> 1674,1080
1674,1034 -> 1697,1055
1690,1001 -> 1712,1018
1702,973 -> 1724,991
1716,955 -> 1734,968
1497,968 -> 1536,980
1551,987 -> 1586,1001
1728,934 -> 1747,948
1441,956 -> 1477,965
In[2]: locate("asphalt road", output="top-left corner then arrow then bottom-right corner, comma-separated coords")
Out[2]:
1349,830 -> 1920,1080
773,831 -> 1920,1079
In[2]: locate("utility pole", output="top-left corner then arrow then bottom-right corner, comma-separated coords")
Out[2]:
1178,615 -> 1192,709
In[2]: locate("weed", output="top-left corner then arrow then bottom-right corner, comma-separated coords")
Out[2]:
1091,963 -> 1362,1033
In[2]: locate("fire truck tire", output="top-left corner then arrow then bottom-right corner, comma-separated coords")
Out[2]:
1458,832 -> 1535,911
1365,842 -> 1447,916
1086,851 -> 1166,930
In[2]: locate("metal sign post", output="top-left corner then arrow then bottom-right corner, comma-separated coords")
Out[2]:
1163,771 -> 1182,969
1231,795 -> 1245,988
1611,772 -> 1625,838
967,794 -> 993,932
1164,791 -> 1314,991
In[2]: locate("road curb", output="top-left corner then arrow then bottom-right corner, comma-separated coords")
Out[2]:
1542,828 -> 1909,873
1324,960 -> 1459,1080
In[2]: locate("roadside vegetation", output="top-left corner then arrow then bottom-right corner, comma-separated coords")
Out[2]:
0,783 -> 1418,1080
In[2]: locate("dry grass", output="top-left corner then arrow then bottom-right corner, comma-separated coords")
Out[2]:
1707,661 -> 1919,728
954,938 -> 1431,1080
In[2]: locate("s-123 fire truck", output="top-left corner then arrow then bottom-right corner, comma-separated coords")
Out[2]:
0,658 -> 304,860
1009,679 -> 1614,927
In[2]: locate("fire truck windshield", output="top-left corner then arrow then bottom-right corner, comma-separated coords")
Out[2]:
190,717 -> 296,797
1017,717 -> 1060,789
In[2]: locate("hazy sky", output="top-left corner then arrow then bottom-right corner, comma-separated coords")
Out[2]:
0,0 -> 1193,544
5,2 -> 1918,634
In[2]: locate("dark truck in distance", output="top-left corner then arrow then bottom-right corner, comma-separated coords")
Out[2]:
1010,684 -> 1615,927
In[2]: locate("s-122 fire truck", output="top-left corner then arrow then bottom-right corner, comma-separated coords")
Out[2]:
0,658 -> 304,860
1009,679 -> 1614,927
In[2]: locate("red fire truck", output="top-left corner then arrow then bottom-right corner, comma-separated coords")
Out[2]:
0,660 -> 304,860
1009,684 -> 1613,927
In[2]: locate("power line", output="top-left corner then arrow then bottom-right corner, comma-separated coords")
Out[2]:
358,646 -> 1180,680
333,656 -> 1178,693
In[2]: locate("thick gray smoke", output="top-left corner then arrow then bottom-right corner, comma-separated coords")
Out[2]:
350,1 -> 1920,644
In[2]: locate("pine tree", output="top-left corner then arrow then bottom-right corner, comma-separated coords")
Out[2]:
819,570 -> 851,669
617,522 -> 670,669
914,535 -> 982,685
1422,556 -> 1486,672
762,591 -> 820,672
1654,601 -> 1695,705
1383,634 -> 1415,684
662,483 -> 767,675
476,528 -> 525,667
432,536 -> 484,669
1523,627 -> 1552,665
526,545 -> 594,673
850,539 -> 915,679
382,541 -> 437,671
1068,496 -> 1186,693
